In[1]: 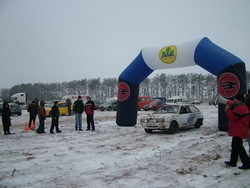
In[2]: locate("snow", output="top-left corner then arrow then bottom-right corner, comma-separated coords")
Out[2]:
0,104 -> 250,188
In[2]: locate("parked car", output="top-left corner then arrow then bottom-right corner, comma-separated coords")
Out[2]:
138,96 -> 152,110
92,99 -> 102,110
99,100 -> 117,111
152,97 -> 167,103
140,104 -> 203,134
45,102 -> 74,117
0,103 -> 22,116
165,97 -> 188,104
143,101 -> 164,111
45,100 -> 61,107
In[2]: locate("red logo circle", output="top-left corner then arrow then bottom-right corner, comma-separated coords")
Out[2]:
218,72 -> 240,98
118,82 -> 130,101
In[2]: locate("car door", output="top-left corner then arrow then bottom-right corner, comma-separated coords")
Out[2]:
186,105 -> 201,125
58,103 -> 67,115
178,105 -> 191,127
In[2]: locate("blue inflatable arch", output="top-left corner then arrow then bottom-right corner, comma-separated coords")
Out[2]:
116,37 -> 246,131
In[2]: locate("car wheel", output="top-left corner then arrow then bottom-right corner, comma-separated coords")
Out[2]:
108,107 -> 112,111
168,121 -> 179,134
70,110 -> 74,115
18,113 -> 22,116
153,107 -> 157,111
144,129 -> 153,133
194,119 -> 202,128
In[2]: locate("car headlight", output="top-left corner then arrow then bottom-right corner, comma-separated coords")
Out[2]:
152,119 -> 157,123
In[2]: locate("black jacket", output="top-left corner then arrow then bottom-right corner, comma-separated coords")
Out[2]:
52,105 -> 59,119
27,104 -> 38,116
73,100 -> 84,113
2,102 -> 11,126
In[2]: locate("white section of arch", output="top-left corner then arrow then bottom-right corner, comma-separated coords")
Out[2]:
141,38 -> 201,70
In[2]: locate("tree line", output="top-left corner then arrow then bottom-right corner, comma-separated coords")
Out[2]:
1,72 -> 250,103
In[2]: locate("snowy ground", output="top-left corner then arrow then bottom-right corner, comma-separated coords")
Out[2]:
0,104 -> 249,188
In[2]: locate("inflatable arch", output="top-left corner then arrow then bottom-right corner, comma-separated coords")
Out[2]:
116,37 -> 246,131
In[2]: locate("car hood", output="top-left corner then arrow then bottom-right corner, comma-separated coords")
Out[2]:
141,113 -> 177,121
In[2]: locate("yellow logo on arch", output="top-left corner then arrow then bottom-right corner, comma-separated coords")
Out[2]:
159,45 -> 177,64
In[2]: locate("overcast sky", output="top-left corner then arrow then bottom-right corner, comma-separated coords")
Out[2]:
0,0 -> 250,89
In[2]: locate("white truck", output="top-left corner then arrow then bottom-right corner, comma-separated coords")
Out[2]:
11,92 -> 27,105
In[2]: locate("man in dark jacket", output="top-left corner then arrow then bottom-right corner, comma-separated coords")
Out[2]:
2,102 -> 12,135
27,100 -> 38,128
85,96 -> 95,131
66,98 -> 72,116
73,96 -> 84,131
36,100 -> 46,134
50,101 -> 61,134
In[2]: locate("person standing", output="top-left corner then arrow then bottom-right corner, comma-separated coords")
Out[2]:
85,96 -> 95,131
36,100 -> 46,134
66,98 -> 72,116
2,102 -> 12,135
73,96 -> 84,131
27,101 -> 38,128
225,94 -> 250,169
50,101 -> 61,134
244,89 -> 250,158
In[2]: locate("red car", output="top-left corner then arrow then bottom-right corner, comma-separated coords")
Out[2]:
143,101 -> 164,111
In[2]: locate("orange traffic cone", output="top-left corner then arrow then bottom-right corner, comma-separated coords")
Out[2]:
24,122 -> 29,131
30,120 -> 35,130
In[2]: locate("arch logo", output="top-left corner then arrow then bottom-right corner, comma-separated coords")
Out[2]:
118,82 -> 130,101
159,45 -> 177,64
218,72 -> 240,98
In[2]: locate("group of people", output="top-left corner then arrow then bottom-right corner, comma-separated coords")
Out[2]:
70,95 -> 95,132
1,95 -> 95,135
35,95 -> 95,134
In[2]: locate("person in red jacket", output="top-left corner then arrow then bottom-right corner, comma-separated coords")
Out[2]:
85,96 -> 95,131
225,93 -> 250,169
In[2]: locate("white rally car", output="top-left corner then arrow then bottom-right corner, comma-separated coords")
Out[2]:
140,104 -> 204,134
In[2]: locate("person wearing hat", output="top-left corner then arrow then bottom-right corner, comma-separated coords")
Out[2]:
50,101 -> 61,134
1,102 -> 12,135
225,93 -> 250,169
36,100 -> 46,134
27,100 -> 38,128
85,96 -> 95,131
244,89 -> 250,158
73,96 -> 84,131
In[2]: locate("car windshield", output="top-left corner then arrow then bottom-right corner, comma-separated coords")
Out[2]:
46,103 -> 54,107
10,104 -> 20,108
104,100 -> 116,105
156,105 -> 179,114
150,102 -> 158,105
165,99 -> 175,103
